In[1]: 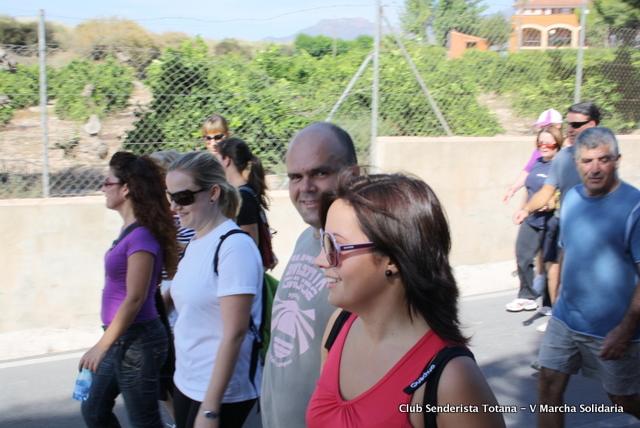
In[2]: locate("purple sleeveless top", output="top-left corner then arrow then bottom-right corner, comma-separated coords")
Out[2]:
101,225 -> 163,326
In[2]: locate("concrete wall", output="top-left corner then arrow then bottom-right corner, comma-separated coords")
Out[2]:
0,192 -> 307,333
374,135 -> 640,266
2,135 -> 640,333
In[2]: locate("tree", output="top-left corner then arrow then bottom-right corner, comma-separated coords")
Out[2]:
432,0 -> 487,46
0,15 -> 60,54
401,0 -> 435,38
589,0 -> 640,28
71,17 -> 159,74
620,0 -> 640,13
478,13 -> 512,47
295,34 -> 344,58
585,0 -> 640,46
214,38 -> 252,57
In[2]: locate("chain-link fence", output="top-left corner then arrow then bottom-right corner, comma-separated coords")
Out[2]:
1,15 -> 640,198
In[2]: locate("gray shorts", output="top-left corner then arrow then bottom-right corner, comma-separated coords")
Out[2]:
538,317 -> 640,396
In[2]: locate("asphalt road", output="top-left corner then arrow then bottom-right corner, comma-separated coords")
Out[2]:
1,289 -> 639,427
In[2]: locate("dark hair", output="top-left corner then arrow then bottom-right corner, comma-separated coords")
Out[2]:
217,137 -> 269,210
537,125 -> 564,151
109,152 -> 179,278
168,151 -> 241,221
150,150 -> 181,170
319,167 -> 468,345
568,102 -> 601,125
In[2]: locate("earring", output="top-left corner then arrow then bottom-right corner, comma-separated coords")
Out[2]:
123,195 -> 127,200
385,270 -> 393,277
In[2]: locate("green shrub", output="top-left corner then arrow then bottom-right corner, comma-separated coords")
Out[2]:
49,57 -> 133,121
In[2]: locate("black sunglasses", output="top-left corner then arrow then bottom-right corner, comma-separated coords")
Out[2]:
203,134 -> 225,141
166,187 -> 208,206
567,121 -> 590,128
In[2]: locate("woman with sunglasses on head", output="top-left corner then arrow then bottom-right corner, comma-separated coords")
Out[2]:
215,137 -> 276,268
506,125 -> 564,313
202,114 -> 231,156
307,168 -> 504,428
166,151 -> 263,428
80,152 -> 179,427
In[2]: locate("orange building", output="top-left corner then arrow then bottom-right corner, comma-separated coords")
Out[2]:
448,30 -> 489,59
509,0 -> 585,52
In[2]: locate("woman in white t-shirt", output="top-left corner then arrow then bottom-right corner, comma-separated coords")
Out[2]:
165,151 -> 263,428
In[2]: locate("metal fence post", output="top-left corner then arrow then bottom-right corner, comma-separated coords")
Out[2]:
325,52 -> 373,122
38,9 -> 50,197
370,0 -> 381,167
383,13 -> 452,136
574,0 -> 588,104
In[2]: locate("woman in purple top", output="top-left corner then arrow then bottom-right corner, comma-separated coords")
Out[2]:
80,152 -> 179,427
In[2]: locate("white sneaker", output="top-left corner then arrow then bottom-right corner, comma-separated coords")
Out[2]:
537,321 -> 548,332
506,298 -> 538,312
540,306 -> 552,316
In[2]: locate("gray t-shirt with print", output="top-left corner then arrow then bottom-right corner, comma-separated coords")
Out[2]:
260,226 -> 335,428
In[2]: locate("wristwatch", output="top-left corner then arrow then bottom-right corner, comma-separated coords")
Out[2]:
201,409 -> 220,419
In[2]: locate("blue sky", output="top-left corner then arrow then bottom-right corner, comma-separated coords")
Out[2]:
2,0 -> 514,41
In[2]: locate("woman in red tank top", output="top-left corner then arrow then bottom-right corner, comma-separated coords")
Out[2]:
306,169 -> 505,428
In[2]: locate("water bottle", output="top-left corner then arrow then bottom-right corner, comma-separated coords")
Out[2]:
72,368 -> 92,401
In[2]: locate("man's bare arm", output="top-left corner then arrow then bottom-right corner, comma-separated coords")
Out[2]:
513,184 -> 557,225
600,262 -> 640,360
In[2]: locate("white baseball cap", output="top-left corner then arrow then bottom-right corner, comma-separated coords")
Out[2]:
533,109 -> 563,126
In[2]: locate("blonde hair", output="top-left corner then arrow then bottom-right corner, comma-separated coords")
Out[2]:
201,114 -> 230,136
168,151 -> 240,221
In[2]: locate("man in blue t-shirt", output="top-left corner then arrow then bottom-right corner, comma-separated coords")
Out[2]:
536,127 -> 640,427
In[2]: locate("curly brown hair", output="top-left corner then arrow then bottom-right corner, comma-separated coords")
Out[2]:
110,151 -> 179,278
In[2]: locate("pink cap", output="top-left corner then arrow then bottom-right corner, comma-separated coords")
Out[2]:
533,109 -> 563,126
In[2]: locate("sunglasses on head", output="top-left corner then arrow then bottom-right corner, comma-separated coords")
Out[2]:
319,229 -> 376,267
165,187 -> 208,206
537,142 -> 557,149
567,121 -> 590,128
203,134 -> 225,142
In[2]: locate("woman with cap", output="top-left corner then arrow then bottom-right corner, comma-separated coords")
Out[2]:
502,108 -> 563,203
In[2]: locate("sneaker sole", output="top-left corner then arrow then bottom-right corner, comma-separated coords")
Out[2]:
506,306 -> 538,312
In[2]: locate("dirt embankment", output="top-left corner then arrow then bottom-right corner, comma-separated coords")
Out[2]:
0,81 -> 152,172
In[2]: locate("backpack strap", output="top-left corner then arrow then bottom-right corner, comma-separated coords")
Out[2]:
213,229 -> 249,274
212,228 -> 261,393
324,310 -> 352,351
402,345 -> 475,428
110,222 -> 141,250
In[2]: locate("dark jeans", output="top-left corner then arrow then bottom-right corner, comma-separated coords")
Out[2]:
81,317 -> 169,428
516,220 -> 545,300
173,384 -> 257,428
